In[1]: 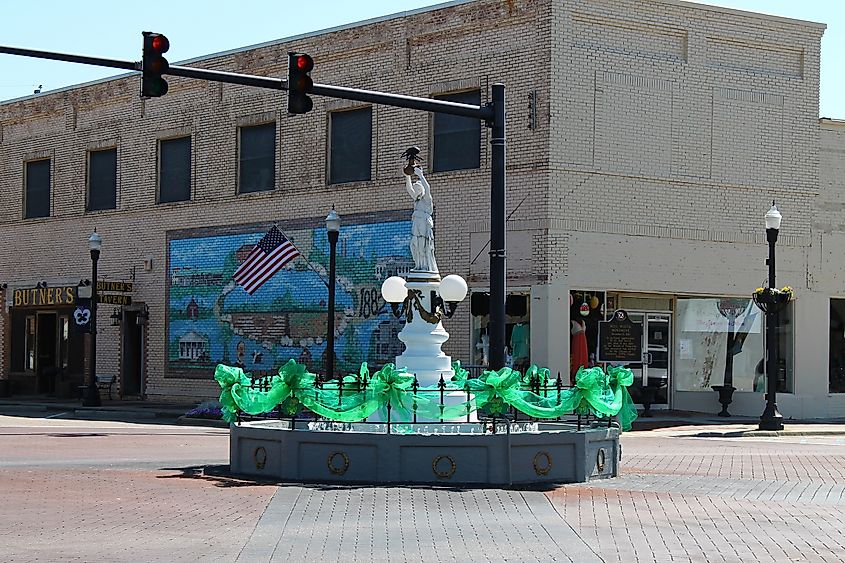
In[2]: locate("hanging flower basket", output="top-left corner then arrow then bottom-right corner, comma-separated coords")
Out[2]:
752,286 -> 793,313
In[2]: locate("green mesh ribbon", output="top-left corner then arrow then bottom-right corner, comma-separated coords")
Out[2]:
215,360 -> 638,430
214,359 -> 315,423
296,364 -> 420,422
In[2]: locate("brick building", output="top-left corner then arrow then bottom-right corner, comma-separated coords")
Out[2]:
0,0 -> 840,418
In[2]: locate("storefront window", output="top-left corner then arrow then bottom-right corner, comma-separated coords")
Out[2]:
470,292 -> 530,373
830,299 -> 845,393
59,316 -> 70,372
570,291 -> 605,383
26,316 -> 36,372
773,303 -> 794,394
674,298 -> 763,392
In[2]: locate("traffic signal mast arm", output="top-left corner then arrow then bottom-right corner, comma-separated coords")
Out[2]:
0,41 -> 505,369
0,44 -> 491,121
0,44 -> 138,72
311,82 -> 492,122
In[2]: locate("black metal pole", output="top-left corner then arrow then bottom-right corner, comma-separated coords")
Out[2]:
0,45 -> 138,72
759,227 -> 783,431
82,249 -> 101,407
724,315 -> 735,388
488,83 -> 507,370
0,46 -> 495,122
327,230 -> 338,380
1,42 -> 506,368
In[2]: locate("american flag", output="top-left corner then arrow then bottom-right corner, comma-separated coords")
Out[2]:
233,226 -> 300,295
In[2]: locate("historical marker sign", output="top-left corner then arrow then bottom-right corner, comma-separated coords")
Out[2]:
597,309 -> 643,363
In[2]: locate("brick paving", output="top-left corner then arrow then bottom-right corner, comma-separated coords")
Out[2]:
236,487 -> 598,563
3,413 -> 845,562
0,417 -> 275,563
546,432 -> 845,562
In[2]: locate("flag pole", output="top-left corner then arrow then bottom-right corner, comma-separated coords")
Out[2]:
273,222 -> 330,288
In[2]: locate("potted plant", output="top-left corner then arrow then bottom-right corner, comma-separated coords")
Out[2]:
752,285 -> 794,314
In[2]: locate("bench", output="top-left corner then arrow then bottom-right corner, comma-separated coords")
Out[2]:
78,375 -> 117,400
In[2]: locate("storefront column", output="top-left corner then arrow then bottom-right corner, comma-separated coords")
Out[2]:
791,291 -> 830,408
530,282 -> 569,380
0,286 -> 9,397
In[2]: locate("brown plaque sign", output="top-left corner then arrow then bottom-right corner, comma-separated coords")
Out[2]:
97,294 -> 132,306
96,280 -> 133,293
597,309 -> 643,363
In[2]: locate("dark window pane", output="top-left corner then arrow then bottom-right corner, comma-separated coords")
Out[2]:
88,149 -> 117,211
330,108 -> 372,184
160,137 -> 192,203
831,299 -> 845,393
25,159 -> 51,218
10,313 -> 26,372
433,90 -> 481,172
240,123 -> 276,193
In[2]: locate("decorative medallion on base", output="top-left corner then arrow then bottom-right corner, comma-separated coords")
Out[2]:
327,451 -> 350,475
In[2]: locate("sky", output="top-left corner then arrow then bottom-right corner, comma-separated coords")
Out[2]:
0,0 -> 842,117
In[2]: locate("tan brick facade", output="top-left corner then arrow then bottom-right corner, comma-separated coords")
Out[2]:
0,0 -> 838,417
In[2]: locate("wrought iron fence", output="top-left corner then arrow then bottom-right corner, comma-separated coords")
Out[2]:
236,366 -> 615,433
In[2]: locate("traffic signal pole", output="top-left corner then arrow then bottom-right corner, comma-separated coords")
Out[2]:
0,43 -> 509,370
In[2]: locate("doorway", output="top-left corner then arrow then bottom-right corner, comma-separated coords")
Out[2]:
36,312 -> 57,393
121,310 -> 145,397
625,312 -> 672,410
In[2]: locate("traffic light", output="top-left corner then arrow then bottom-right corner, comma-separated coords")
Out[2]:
142,32 -> 170,98
287,52 -> 314,114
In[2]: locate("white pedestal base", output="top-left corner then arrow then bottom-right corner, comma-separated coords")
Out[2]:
392,270 -> 475,422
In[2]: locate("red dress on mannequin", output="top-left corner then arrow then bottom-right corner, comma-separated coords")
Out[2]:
570,319 -> 589,380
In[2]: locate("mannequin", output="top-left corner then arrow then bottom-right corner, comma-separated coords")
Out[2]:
570,309 -> 588,381
510,321 -> 530,372
476,332 -> 490,366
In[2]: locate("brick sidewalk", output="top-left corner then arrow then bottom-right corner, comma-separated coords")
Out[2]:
546,433 -> 845,562
3,416 -> 845,562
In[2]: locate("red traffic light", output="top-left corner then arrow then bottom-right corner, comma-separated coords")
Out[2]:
151,35 -> 169,54
142,32 -> 170,98
287,52 -> 314,114
295,54 -> 313,72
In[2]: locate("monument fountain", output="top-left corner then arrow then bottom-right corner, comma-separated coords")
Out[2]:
221,150 -> 635,485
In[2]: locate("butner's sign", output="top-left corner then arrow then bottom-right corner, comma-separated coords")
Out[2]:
13,286 -> 77,308
97,280 -> 133,293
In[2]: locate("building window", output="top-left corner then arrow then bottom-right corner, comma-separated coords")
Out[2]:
432,90 -> 481,172
771,302 -> 794,394
831,299 -> 845,393
88,148 -> 117,211
329,107 -> 372,184
159,137 -> 192,203
25,315 -> 36,372
239,123 -> 276,193
24,159 -> 51,219
673,298 -> 763,392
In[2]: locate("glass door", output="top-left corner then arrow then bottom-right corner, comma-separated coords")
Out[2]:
625,312 -> 672,411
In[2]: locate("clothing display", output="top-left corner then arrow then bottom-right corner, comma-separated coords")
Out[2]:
570,319 -> 589,377
510,323 -> 530,362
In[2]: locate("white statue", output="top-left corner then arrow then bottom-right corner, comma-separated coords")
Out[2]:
405,166 -> 438,272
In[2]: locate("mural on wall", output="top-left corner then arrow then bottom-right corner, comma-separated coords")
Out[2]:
167,217 -> 413,375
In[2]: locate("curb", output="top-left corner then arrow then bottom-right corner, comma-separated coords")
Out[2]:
73,409 -> 158,419
708,430 -> 845,438
176,415 -> 229,428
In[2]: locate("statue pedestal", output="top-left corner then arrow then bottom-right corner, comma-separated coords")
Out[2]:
393,270 -> 475,423
395,271 -> 452,388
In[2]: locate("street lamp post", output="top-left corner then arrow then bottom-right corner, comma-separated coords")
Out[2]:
325,207 -> 340,381
759,202 -> 784,431
82,230 -> 102,407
